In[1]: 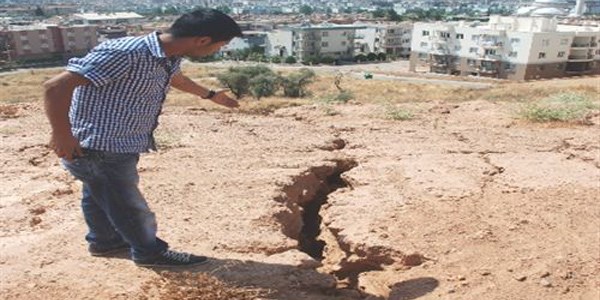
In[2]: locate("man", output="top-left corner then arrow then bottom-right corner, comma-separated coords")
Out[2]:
43,9 -> 242,267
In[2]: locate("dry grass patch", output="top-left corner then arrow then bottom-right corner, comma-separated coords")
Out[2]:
139,271 -> 270,300
0,68 -> 62,104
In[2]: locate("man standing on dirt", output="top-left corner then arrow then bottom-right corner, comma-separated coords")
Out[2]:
43,9 -> 241,267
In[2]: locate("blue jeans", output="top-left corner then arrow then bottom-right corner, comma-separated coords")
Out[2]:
62,149 -> 167,260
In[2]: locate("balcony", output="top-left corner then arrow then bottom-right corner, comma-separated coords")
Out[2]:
479,40 -> 503,48
477,68 -> 498,74
571,43 -> 591,48
568,55 -> 594,62
478,54 -> 502,61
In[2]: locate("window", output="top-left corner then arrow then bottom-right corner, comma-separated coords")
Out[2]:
322,31 -> 328,37
441,32 -> 450,38
510,38 -> 520,44
388,29 -> 395,34
420,42 -> 428,48
342,31 -> 347,36
456,33 -> 464,39
484,49 -> 496,55
542,39 -> 550,47
455,45 -> 461,51
422,30 -> 430,36
509,51 -> 518,57
538,52 -> 546,59
467,59 -> 477,66
321,42 -> 328,47
469,47 -> 478,53
560,39 -> 569,45
557,51 -> 565,58
341,41 -> 346,46
471,34 -> 480,41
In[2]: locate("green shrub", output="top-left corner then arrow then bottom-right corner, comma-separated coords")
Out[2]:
217,65 -> 277,99
520,93 -> 597,123
271,56 -> 281,63
321,56 -> 336,65
354,54 -> 367,62
280,68 -> 316,98
249,74 -> 278,100
377,52 -> 387,61
367,53 -> 378,61
285,56 -> 297,64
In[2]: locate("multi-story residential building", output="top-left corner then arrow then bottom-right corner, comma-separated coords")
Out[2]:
71,12 -> 144,26
356,22 -> 413,59
409,16 -> 600,80
0,24 -> 97,64
282,23 -> 366,62
221,31 -> 269,56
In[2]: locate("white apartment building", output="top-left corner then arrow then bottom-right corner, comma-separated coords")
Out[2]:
355,22 -> 413,59
72,12 -> 144,26
409,16 -> 600,80
272,23 -> 366,62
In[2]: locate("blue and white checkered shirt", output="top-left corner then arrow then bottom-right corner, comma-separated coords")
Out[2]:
66,32 -> 182,153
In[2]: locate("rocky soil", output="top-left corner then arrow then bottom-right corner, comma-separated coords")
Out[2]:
1,93 -> 599,299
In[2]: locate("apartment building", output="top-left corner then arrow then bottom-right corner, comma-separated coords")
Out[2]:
409,16 -> 600,80
356,22 -> 413,59
72,12 -> 144,26
272,23 -> 366,62
0,24 -> 97,63
221,31 -> 269,56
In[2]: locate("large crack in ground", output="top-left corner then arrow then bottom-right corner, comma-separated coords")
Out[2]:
273,159 -> 408,296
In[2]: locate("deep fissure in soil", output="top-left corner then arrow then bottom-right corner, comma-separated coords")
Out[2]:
298,168 -> 350,260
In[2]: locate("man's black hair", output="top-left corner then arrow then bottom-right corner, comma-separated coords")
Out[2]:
169,8 -> 242,42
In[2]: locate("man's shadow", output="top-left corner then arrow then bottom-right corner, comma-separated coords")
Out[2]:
140,256 -> 439,300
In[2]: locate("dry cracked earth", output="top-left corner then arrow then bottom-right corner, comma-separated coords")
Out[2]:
1,97 -> 599,299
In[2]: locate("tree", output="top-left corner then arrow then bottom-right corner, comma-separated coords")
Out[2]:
249,74 -> 278,100
217,66 -> 278,99
300,5 -> 313,15
354,54 -> 367,62
217,71 -> 249,99
34,6 -> 45,17
377,52 -> 387,61
367,52 -> 378,61
280,68 -> 316,98
372,9 -> 385,18
216,5 -> 232,14
386,9 -> 403,21
285,56 -> 297,64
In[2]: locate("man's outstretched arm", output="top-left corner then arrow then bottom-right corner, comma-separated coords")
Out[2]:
170,72 -> 239,108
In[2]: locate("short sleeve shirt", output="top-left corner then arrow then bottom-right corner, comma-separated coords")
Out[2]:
65,32 -> 181,153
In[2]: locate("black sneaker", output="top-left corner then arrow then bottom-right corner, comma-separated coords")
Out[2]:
134,249 -> 209,267
89,242 -> 130,257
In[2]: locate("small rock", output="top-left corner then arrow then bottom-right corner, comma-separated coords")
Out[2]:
562,287 -> 570,294
540,278 -> 552,287
481,271 -> 491,276
540,272 -> 551,278
448,288 -> 456,294
29,207 -> 46,215
515,275 -> 527,282
458,276 -> 466,281
561,271 -> 574,280
402,253 -> 425,267
30,216 -> 42,226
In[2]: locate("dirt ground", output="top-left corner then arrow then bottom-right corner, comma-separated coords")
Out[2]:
0,69 -> 599,300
